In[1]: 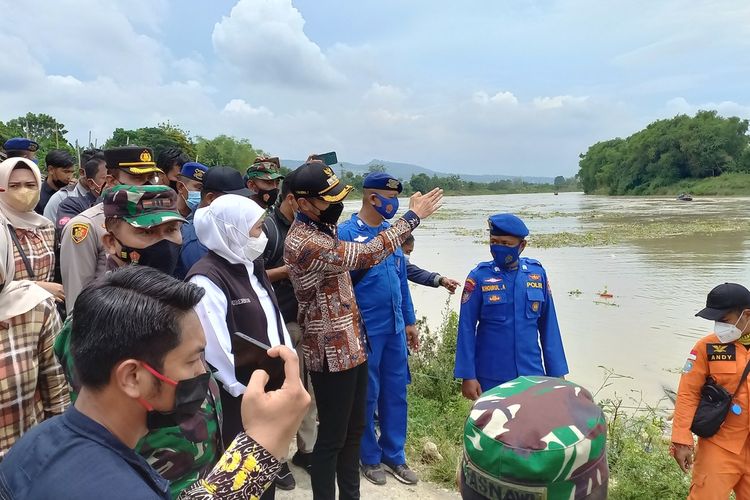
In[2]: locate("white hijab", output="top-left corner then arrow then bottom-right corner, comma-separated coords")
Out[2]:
0,214 -> 51,321
194,194 -> 266,266
0,157 -> 53,230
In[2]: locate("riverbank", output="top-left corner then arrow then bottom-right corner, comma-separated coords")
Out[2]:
589,172 -> 750,196
404,301 -> 690,499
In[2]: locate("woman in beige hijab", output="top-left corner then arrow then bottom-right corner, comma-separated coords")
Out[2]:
0,157 -> 64,301
0,215 -> 70,458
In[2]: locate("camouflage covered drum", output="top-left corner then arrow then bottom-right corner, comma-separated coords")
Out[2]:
460,376 -> 608,500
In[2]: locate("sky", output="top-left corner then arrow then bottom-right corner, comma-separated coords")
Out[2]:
1,0 -> 749,177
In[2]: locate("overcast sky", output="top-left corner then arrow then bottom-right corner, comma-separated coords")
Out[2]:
1,0 -> 749,176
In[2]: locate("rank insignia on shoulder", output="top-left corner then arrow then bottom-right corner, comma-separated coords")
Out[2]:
707,343 -> 736,362
71,223 -> 89,244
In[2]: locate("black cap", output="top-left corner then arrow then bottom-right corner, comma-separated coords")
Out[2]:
103,146 -> 162,175
290,161 -> 352,202
202,166 -> 251,196
696,283 -> 750,320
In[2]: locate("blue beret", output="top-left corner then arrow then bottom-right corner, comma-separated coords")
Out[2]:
3,137 -> 39,152
363,172 -> 402,193
179,162 -> 209,182
488,213 -> 529,238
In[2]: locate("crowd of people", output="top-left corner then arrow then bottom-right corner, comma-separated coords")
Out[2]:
0,136 -> 744,500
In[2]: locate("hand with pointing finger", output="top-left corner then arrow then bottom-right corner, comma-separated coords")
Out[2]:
241,346 -> 311,460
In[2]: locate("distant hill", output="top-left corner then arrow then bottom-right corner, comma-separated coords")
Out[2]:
281,158 -> 554,184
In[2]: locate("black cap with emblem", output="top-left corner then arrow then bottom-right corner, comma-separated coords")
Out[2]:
696,283 -> 750,320
289,161 -> 353,202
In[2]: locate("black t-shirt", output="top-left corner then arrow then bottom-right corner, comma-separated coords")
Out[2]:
262,208 -> 298,323
35,179 -> 57,215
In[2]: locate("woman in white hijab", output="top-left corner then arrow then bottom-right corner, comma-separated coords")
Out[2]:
0,215 -> 70,458
0,157 -> 64,302
187,194 -> 292,444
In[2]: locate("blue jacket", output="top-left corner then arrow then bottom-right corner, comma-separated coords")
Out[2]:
405,256 -> 441,287
175,212 -> 207,280
338,213 -> 416,336
454,257 -> 568,382
0,407 -> 169,499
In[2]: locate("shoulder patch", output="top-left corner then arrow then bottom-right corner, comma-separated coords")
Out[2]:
462,278 -> 476,304
70,223 -> 89,244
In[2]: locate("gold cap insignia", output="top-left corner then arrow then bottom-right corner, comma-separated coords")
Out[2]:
140,150 -> 152,163
323,167 -> 333,177
386,178 -> 400,189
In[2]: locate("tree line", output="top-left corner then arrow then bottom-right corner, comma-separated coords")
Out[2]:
0,113 -> 265,173
578,110 -> 750,195
1,112 -> 578,195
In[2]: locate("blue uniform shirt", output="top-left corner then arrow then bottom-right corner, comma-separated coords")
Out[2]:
175,211 -> 208,279
0,406 -> 169,499
338,213 -> 416,336
454,257 -> 568,382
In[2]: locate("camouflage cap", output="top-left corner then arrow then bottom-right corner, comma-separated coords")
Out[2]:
103,185 -> 186,228
460,376 -> 608,500
244,156 -> 285,181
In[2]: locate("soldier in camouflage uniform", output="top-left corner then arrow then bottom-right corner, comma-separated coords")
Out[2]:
459,376 -> 608,500
54,184 -> 223,499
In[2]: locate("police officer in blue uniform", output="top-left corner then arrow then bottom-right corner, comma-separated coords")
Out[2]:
455,213 -> 568,400
338,172 -> 419,486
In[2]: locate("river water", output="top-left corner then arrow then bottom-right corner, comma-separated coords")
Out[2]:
342,192 -> 750,405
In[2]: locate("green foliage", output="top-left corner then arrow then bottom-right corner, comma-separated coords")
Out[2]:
406,300 -> 470,486
0,113 -> 76,171
105,121 -> 197,160
579,110 -> 750,195
194,135 -> 264,172
408,172 -> 579,196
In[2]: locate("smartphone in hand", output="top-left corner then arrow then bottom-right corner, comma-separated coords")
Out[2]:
232,332 -> 286,390
312,151 -> 338,166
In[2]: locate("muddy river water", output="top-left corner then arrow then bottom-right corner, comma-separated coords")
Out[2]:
341,192 -> 750,405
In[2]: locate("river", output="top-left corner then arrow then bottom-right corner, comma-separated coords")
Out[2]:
341,192 -> 750,405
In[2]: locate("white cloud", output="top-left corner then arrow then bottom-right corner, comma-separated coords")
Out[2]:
222,99 -> 273,116
212,0 -> 345,88
532,95 -> 589,110
473,91 -> 518,106
364,83 -> 407,103
665,97 -> 750,119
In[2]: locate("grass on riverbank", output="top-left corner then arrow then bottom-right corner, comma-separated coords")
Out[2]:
407,305 -> 691,498
590,172 -> 750,196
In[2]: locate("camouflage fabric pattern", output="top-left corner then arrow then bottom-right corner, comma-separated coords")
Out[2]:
53,316 -> 224,499
462,376 -> 608,500
103,184 -> 185,228
245,156 -> 284,180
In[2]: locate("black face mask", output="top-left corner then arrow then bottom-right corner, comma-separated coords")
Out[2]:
141,364 -> 212,430
169,180 -> 179,192
52,178 -> 68,189
114,237 -> 181,275
255,188 -> 279,208
318,202 -> 344,225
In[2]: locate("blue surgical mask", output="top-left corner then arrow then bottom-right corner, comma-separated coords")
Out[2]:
490,244 -> 520,269
186,191 -> 201,213
372,193 -> 399,219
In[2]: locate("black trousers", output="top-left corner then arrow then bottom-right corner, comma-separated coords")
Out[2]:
310,361 -> 368,500
219,385 -> 276,500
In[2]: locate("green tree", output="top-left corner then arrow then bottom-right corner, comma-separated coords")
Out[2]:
194,135 -> 264,172
367,163 -> 386,173
2,113 -> 76,171
554,176 -> 565,188
105,122 -> 196,160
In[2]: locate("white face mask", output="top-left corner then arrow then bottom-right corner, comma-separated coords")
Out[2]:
715,312 -> 747,343
242,232 -> 268,262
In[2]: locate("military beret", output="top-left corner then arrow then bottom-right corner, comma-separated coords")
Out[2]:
460,376 -> 608,500
245,156 -> 284,181
3,137 -> 39,152
179,162 -> 209,183
363,172 -> 403,193
488,213 -> 529,237
103,184 -> 186,229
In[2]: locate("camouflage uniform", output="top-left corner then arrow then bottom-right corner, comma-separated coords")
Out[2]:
53,183 -> 223,499
460,376 -> 608,500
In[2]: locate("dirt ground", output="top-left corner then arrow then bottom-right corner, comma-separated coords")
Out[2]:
276,461 -> 460,500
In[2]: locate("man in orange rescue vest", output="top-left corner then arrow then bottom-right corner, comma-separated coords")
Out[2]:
672,283 -> 750,499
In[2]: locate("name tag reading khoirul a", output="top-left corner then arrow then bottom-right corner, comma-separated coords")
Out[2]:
463,461 -> 547,500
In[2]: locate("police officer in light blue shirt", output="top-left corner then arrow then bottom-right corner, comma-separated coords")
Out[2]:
338,172 -> 419,486
455,213 -> 568,400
